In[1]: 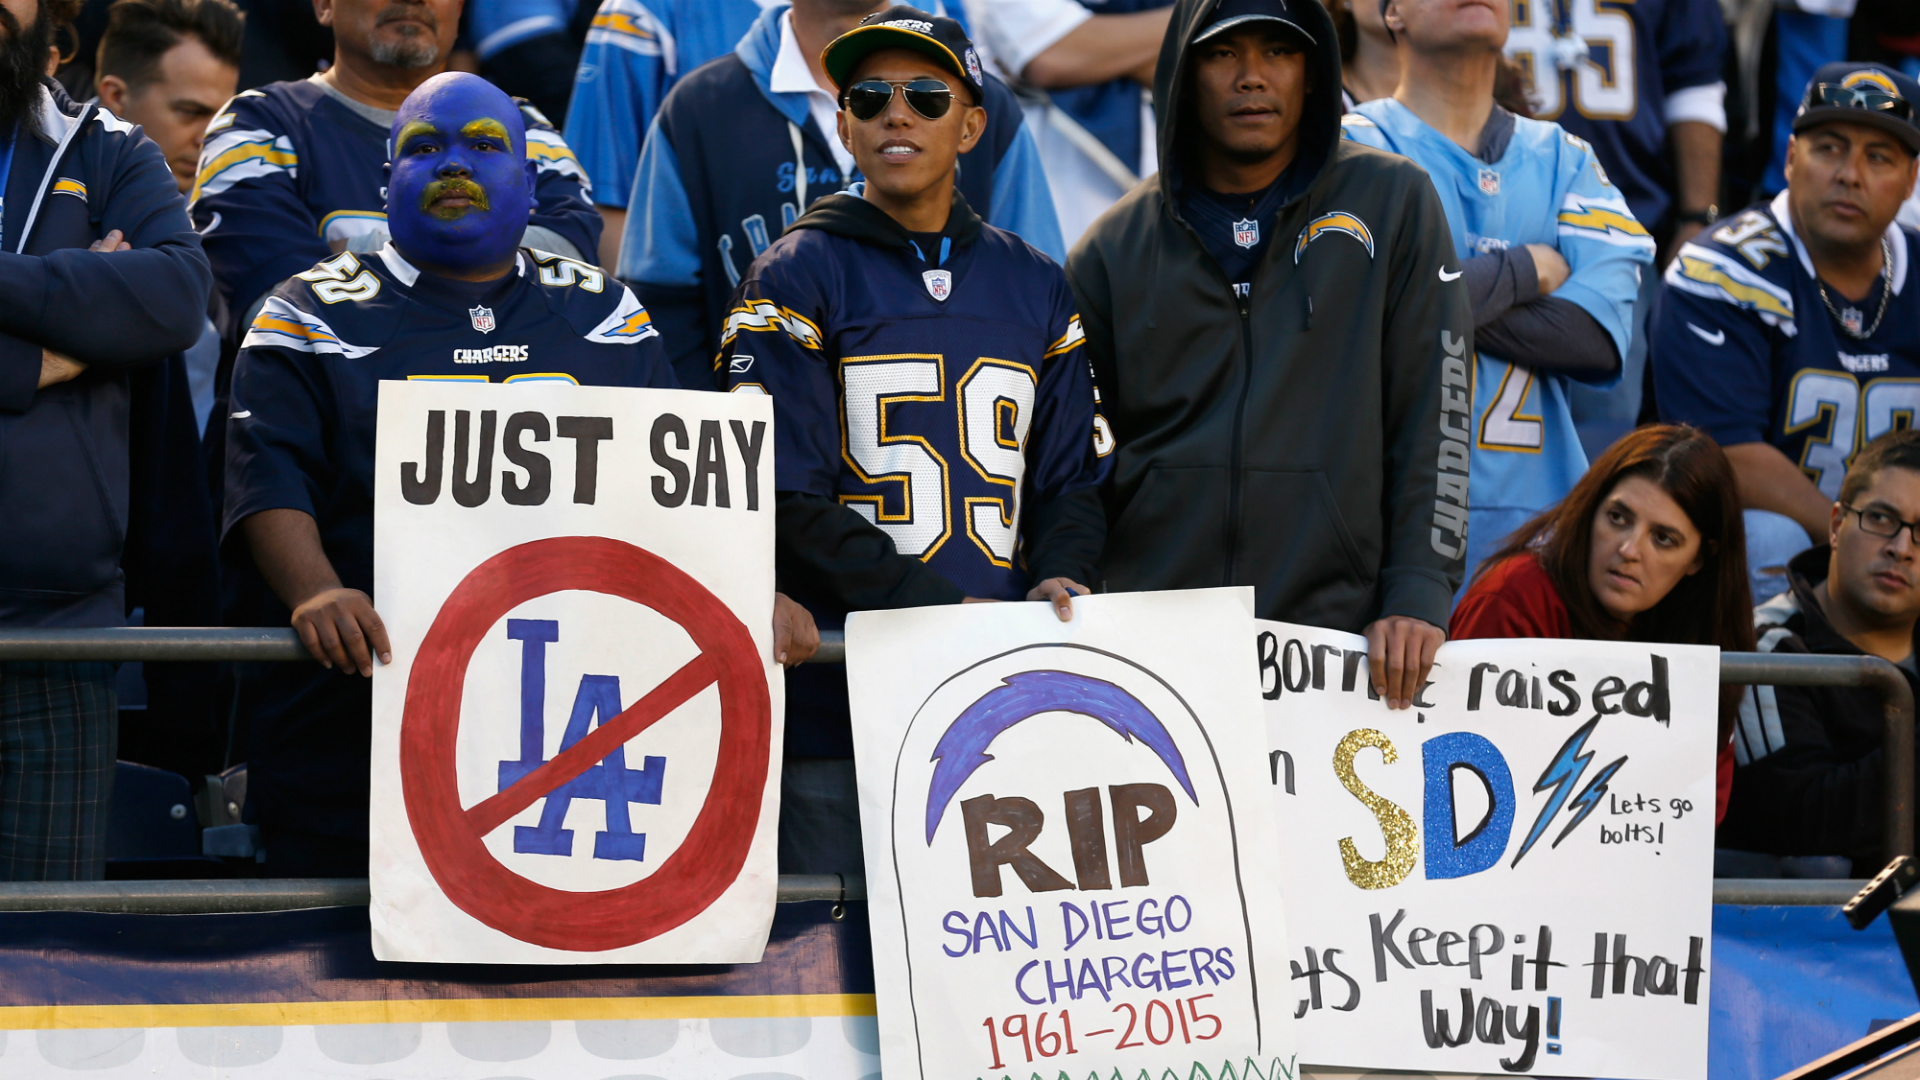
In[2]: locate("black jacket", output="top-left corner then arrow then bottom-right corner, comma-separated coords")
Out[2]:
1065,0 -> 1472,631
0,79 -> 212,627
1718,546 -> 1920,873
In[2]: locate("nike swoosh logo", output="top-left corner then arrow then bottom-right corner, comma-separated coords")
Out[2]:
1439,267 -> 1463,282
1687,323 -> 1725,346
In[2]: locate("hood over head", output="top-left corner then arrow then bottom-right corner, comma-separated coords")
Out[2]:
1152,0 -> 1343,201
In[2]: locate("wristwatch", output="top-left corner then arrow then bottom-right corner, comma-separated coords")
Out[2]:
1674,205 -> 1719,228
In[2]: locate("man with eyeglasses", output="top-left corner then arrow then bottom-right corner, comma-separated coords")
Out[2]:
1719,429 -> 1920,876
1653,64 -> 1920,603
721,9 -> 1110,874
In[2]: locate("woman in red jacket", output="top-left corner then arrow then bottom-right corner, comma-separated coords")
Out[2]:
1451,424 -> 1755,822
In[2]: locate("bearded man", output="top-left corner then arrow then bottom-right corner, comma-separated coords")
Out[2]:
0,0 -> 211,878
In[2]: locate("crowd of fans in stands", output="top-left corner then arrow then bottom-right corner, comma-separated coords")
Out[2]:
0,0 -> 1918,888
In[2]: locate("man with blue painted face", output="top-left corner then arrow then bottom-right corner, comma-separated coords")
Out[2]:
189,0 -> 601,334
220,73 -> 769,876
723,12 -> 1109,873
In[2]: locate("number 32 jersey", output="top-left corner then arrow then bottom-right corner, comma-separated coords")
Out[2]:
722,196 -> 1112,605
1652,191 -> 1920,498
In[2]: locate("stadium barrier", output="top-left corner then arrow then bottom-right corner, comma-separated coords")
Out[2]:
0,629 -> 1898,911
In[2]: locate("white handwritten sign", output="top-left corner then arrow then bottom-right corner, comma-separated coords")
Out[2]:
1262,621 -> 1717,1079
848,590 -> 1295,1080
370,380 -> 781,964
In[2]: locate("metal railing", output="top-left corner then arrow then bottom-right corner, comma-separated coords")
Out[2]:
0,627 -> 850,665
0,874 -> 866,914
1720,652 -> 1914,860
0,874 -> 1856,914
0,633 -> 1899,912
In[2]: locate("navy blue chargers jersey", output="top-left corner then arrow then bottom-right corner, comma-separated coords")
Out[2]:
1653,192 -> 1920,499
1504,0 -> 1727,231
191,77 -> 601,320
722,194 -> 1111,613
223,243 -> 673,835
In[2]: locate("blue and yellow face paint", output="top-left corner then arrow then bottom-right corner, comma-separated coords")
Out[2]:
386,73 -> 538,272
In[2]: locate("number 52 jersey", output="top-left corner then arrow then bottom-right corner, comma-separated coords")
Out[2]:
1652,191 -> 1920,498
721,193 -> 1112,607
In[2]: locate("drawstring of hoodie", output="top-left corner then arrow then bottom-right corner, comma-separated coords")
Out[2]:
908,235 -> 952,268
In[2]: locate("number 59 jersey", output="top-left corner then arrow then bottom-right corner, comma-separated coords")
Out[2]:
1652,192 -> 1920,499
721,195 -> 1112,606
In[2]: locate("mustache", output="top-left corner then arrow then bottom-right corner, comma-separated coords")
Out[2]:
419,176 -> 490,219
376,3 -> 438,30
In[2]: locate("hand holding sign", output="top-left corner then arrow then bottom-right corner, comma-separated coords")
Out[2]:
371,380 -> 783,965
848,589 -> 1294,1080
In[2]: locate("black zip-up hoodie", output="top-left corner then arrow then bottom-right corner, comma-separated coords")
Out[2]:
1066,0 -> 1473,630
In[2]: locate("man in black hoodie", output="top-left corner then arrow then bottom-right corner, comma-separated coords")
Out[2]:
722,9 -> 1110,872
1068,0 -> 1471,706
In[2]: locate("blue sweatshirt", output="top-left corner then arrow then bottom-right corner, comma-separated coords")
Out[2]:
0,79 -> 213,627
618,3 -> 1065,388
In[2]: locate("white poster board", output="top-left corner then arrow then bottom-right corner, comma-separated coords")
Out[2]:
370,380 -> 780,964
1261,621 -> 1717,1079
847,589 -> 1294,1080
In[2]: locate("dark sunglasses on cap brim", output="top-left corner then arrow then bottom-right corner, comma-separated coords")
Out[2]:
843,78 -> 956,122
1809,83 -> 1915,122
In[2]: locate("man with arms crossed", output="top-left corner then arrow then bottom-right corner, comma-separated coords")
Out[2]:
724,11 -> 1109,871
1069,0 -> 1470,706
1721,430 -> 1920,875
1653,65 -> 1920,601
224,73 -> 814,876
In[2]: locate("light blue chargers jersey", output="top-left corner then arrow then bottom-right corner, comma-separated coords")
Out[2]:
564,0 -> 765,210
1342,98 -> 1653,581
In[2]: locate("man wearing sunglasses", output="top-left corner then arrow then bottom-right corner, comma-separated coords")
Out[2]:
1653,63 -> 1920,603
615,0 -> 1062,390
1720,429 -> 1920,877
721,9 -> 1110,874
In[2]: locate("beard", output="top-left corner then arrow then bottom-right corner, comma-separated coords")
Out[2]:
0,0 -> 52,133
367,5 -> 440,70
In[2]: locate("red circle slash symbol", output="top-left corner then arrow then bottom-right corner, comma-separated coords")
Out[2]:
400,535 -> 769,952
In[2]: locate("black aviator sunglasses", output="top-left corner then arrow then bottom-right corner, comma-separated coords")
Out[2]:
843,78 -> 957,122
1809,83 -> 1915,123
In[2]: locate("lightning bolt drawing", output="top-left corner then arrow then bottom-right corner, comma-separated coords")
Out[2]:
1511,716 -> 1629,867
923,671 -> 1196,844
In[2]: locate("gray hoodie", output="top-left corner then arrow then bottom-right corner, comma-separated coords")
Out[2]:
1066,0 -> 1473,631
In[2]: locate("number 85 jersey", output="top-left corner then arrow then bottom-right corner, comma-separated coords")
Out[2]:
1652,191 -> 1920,499
722,194 -> 1112,606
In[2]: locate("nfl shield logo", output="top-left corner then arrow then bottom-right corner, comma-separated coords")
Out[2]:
1233,218 -> 1260,249
965,47 -> 982,87
1843,307 -> 1865,336
923,269 -> 952,301
469,305 -> 496,334
1478,168 -> 1501,195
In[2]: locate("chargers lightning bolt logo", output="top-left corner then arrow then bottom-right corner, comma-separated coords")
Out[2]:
1511,717 -> 1627,866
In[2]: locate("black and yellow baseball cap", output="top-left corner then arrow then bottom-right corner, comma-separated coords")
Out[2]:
1795,63 -> 1920,155
820,5 -> 986,103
